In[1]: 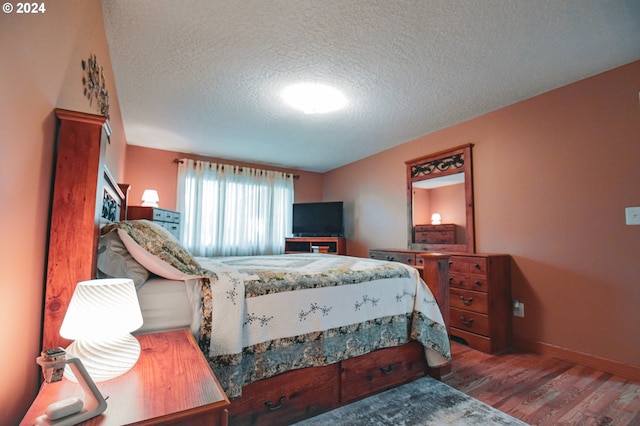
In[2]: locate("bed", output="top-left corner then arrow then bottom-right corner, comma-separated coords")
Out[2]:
42,109 -> 452,425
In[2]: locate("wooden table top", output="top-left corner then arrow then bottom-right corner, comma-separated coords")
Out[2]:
21,329 -> 229,425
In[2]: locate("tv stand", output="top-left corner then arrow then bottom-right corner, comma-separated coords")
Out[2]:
285,237 -> 346,255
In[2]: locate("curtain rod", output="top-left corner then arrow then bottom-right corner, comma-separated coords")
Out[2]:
173,158 -> 299,180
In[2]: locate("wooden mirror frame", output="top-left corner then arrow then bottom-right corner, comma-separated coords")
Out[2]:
406,143 -> 475,253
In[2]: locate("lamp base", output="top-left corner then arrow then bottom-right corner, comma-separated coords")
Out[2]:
64,334 -> 141,382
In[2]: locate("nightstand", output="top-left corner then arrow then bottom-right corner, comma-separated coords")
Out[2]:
21,329 -> 230,425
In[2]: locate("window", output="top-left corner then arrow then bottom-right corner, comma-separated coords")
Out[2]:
177,159 -> 293,256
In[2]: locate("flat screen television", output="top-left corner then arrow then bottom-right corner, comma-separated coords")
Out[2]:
292,201 -> 344,237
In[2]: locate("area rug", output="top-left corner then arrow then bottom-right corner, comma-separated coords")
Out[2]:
292,376 -> 529,426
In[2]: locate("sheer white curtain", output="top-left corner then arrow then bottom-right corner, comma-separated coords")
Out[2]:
176,159 -> 293,256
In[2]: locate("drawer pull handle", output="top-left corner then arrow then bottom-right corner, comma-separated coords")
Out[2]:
474,280 -> 481,286
448,261 -> 453,265
380,365 -> 394,375
459,296 -> 473,306
449,276 -> 453,281
460,316 -> 474,327
386,256 -> 394,261
474,263 -> 480,269
265,396 -> 286,411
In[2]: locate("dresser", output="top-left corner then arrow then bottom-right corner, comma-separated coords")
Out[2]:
414,224 -> 457,244
127,206 -> 181,239
448,254 -> 511,353
370,249 -> 512,354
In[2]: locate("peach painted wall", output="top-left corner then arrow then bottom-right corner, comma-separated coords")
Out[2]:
429,185 -> 465,228
412,189 -> 431,224
124,145 -> 323,210
0,1 -> 127,423
324,60 -> 640,368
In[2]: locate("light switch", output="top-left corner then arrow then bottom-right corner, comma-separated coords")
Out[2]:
625,207 -> 640,225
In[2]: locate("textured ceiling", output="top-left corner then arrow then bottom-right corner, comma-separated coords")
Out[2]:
102,0 -> 640,172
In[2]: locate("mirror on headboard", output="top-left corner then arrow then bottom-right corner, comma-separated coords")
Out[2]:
406,143 -> 475,253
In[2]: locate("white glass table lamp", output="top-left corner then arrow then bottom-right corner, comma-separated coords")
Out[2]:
60,278 -> 143,382
431,213 -> 442,225
141,189 -> 159,207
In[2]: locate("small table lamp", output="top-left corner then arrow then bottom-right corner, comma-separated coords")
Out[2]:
431,213 -> 442,225
60,278 -> 143,382
141,189 -> 159,207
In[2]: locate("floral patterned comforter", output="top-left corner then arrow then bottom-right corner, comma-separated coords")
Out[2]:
195,254 -> 451,398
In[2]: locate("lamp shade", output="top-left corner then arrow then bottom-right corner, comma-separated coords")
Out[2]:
60,279 -> 143,382
141,189 -> 159,207
60,278 -> 143,340
431,213 -> 442,225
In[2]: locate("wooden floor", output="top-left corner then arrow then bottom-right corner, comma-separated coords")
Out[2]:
443,341 -> 640,426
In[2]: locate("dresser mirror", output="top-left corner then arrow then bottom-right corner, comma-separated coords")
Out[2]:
406,143 -> 475,253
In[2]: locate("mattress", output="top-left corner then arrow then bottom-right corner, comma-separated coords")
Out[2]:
134,277 -> 199,335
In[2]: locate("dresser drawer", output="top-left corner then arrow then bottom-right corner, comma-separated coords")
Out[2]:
450,288 -> 488,314
448,256 -> 487,275
450,307 -> 490,336
449,273 -> 488,292
341,342 -> 426,403
229,363 -> 340,426
414,224 -> 456,244
161,222 -> 180,239
415,230 -> 455,244
152,209 -> 165,221
162,210 -> 173,221
449,328 -> 492,354
414,224 -> 456,232
153,209 -> 180,223
369,250 -> 417,267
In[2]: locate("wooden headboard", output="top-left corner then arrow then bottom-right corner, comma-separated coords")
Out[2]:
42,109 -> 129,350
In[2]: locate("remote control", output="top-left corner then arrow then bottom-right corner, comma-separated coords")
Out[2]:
45,397 -> 84,420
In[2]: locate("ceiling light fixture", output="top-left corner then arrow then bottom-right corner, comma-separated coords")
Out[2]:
281,83 -> 347,114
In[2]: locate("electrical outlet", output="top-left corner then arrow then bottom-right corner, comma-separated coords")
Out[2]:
625,207 -> 640,225
513,299 -> 524,317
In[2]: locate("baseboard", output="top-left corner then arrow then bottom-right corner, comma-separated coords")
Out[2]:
513,335 -> 640,383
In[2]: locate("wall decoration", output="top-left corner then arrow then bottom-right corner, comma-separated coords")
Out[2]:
81,54 -> 110,120
410,152 -> 464,179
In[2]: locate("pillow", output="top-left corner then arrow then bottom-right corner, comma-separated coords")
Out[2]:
102,220 -> 216,281
97,231 -> 150,288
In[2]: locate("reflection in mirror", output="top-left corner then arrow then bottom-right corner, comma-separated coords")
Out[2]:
412,173 -> 466,244
406,144 -> 474,253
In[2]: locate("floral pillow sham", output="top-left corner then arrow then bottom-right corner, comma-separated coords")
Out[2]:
102,220 -> 216,281
96,231 -> 150,288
